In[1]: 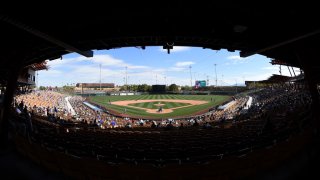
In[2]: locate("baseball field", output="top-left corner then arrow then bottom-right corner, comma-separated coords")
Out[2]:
89,94 -> 231,119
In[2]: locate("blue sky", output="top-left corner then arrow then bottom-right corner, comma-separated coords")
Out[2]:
38,46 -> 301,87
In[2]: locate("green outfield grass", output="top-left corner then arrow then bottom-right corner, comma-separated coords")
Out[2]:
128,101 -> 191,109
89,94 -> 231,119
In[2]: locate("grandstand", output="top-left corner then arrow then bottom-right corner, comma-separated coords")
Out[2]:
9,88 -> 313,179
7,85 -> 314,178
14,61 -> 48,93
217,100 -> 236,110
75,83 -> 120,95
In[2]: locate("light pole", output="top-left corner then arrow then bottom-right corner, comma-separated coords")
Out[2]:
99,64 -> 102,90
189,65 -> 192,88
221,74 -> 224,86
125,66 -> 128,91
235,79 -> 238,94
156,74 -> 157,84
214,64 -> 217,87
128,76 -> 130,91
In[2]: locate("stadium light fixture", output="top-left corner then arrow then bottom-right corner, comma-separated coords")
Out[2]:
163,42 -> 174,54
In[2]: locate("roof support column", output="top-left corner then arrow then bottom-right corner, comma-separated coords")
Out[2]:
296,52 -> 320,133
0,67 -> 21,148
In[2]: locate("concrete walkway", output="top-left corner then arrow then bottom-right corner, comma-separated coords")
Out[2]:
244,96 -> 252,110
65,96 -> 76,116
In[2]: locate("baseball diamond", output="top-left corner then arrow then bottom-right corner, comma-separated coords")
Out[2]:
89,94 -> 231,119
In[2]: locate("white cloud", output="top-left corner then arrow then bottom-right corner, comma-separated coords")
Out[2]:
39,54 -> 154,86
169,67 -> 186,72
162,61 -> 195,73
226,55 -> 250,65
88,55 -> 126,67
171,46 -> 191,52
47,54 -> 149,69
218,73 -> 274,86
175,61 -> 195,67
127,65 -> 148,69
46,59 -> 68,67
159,46 -> 191,53
46,56 -> 85,67
39,69 -> 62,76
227,55 -> 244,60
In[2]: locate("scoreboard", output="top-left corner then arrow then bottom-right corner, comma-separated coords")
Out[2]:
195,80 -> 206,88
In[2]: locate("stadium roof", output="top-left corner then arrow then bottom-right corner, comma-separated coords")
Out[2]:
266,74 -> 292,83
76,83 -> 115,88
26,61 -> 48,71
245,74 -> 301,85
1,4 -> 320,81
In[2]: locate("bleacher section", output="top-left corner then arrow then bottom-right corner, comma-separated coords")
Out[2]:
10,88 -> 314,179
